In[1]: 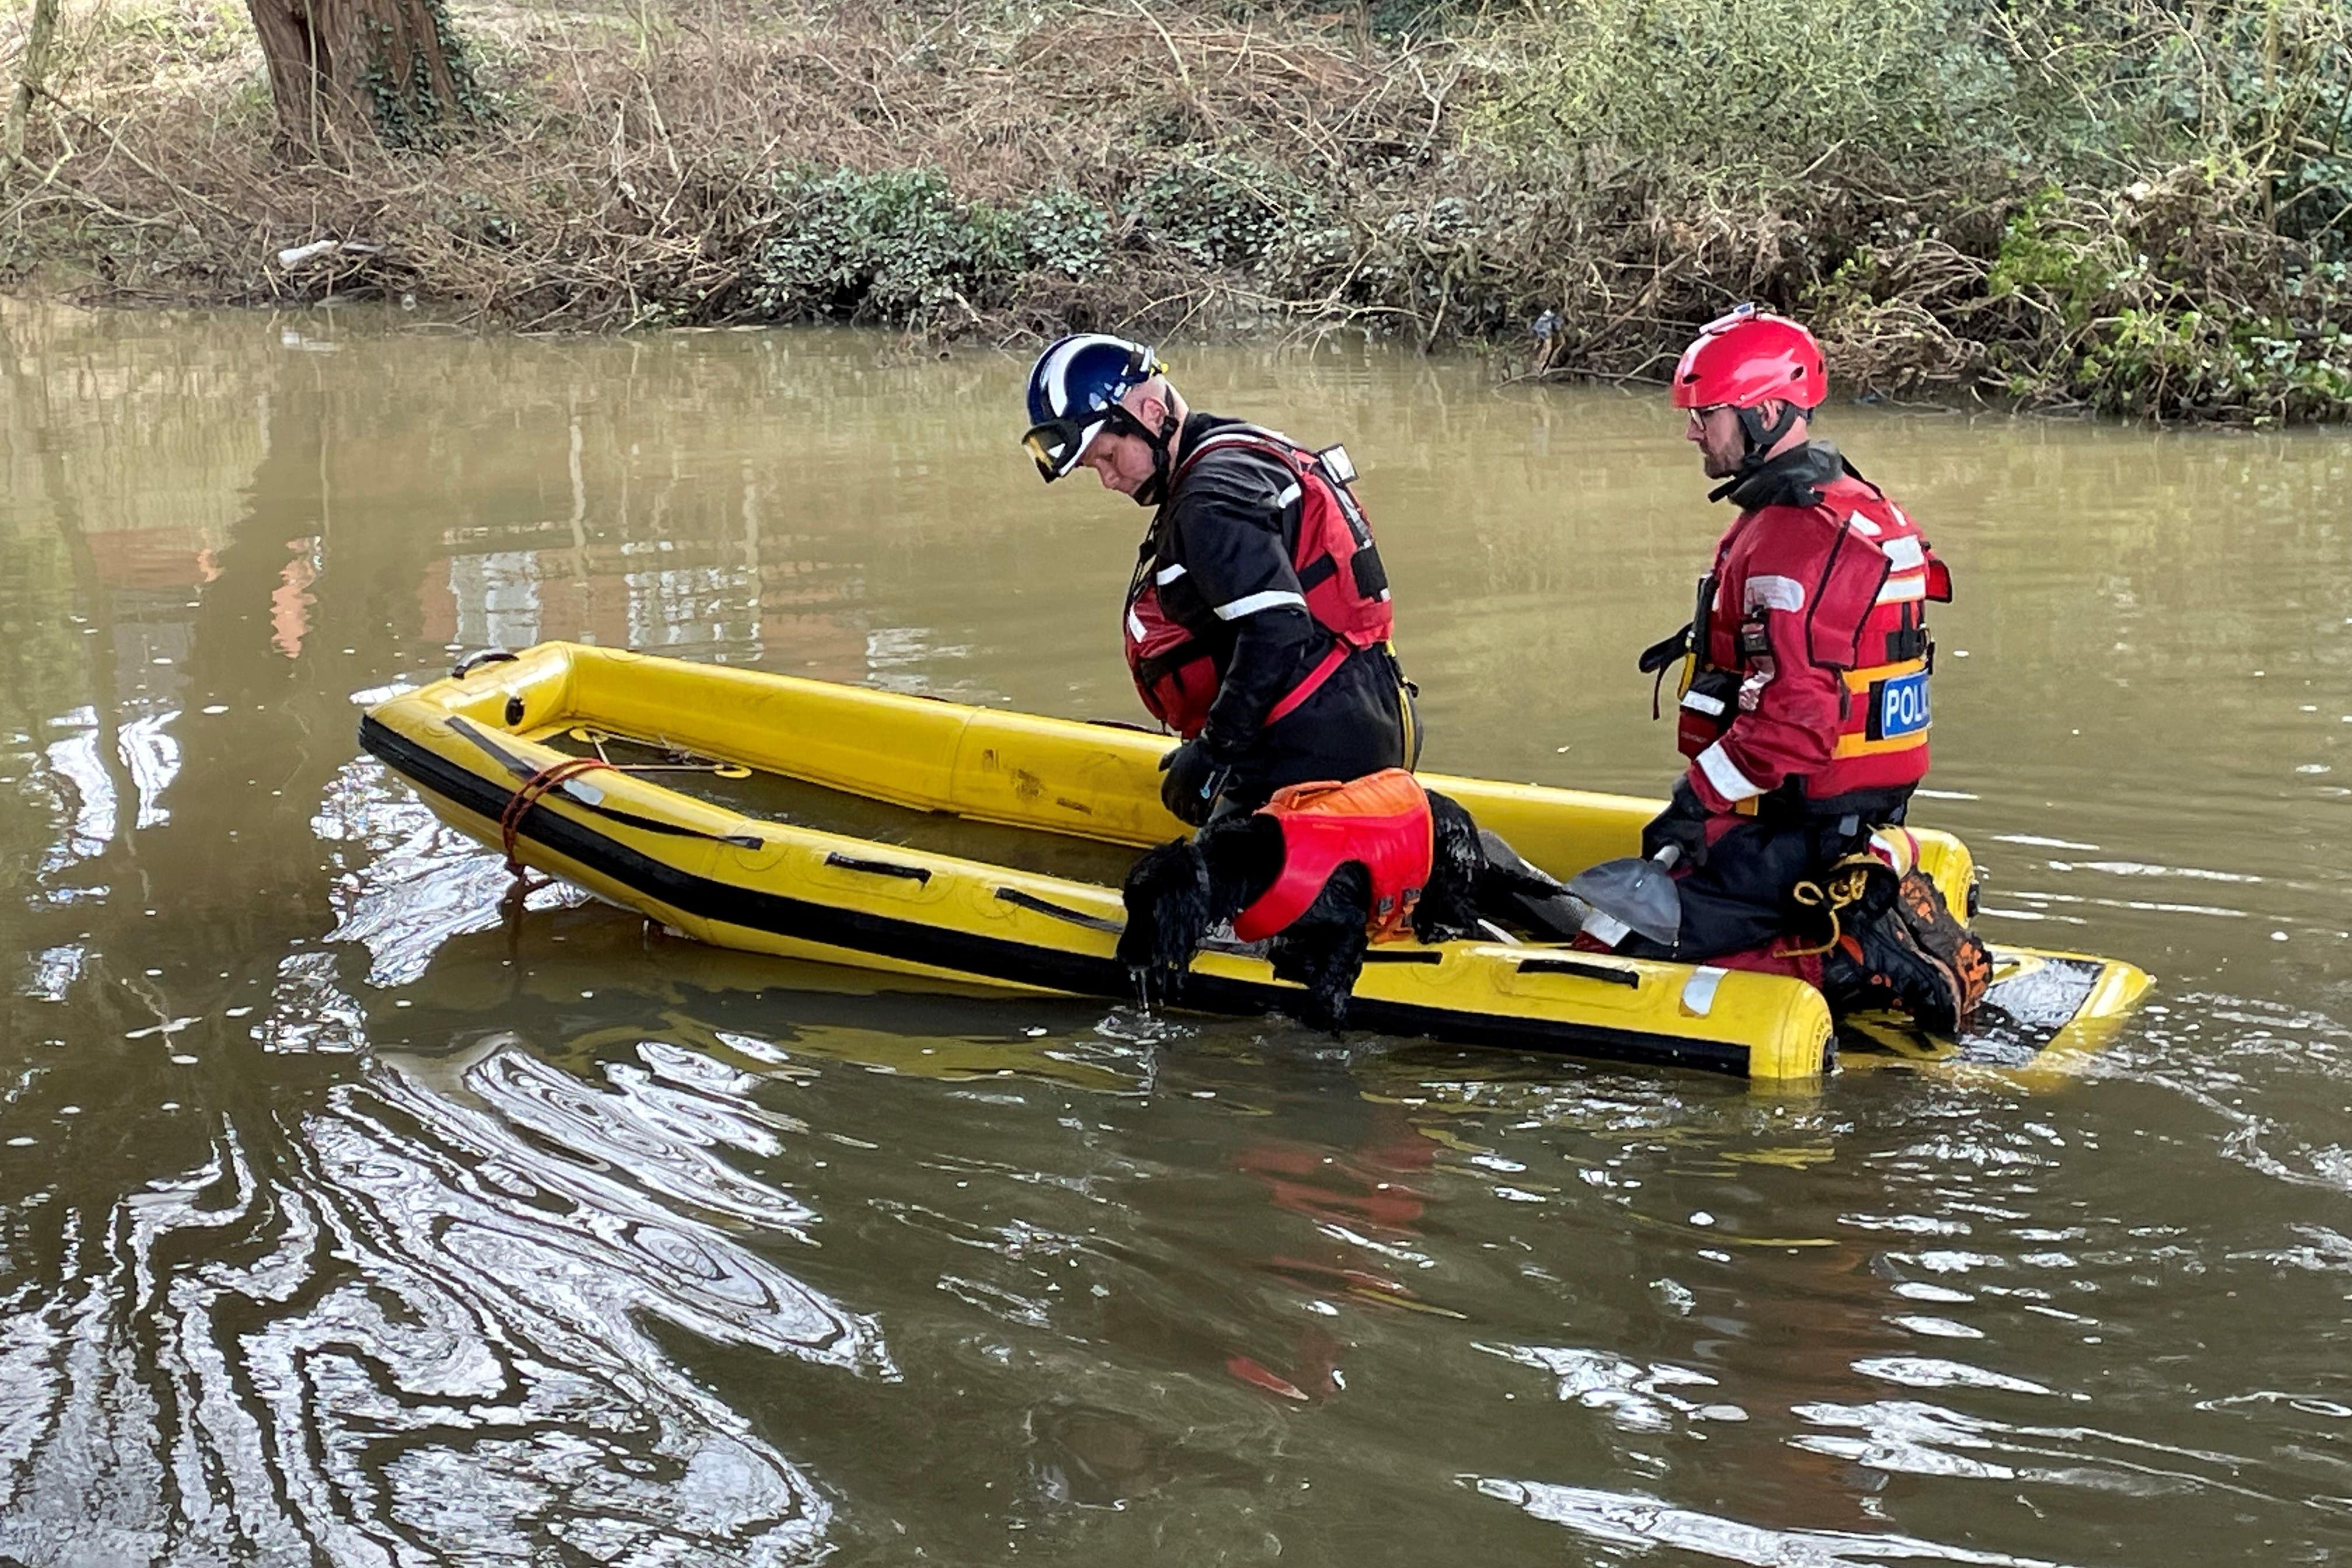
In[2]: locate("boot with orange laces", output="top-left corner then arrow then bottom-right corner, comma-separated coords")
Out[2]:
1838,872 -> 1989,1034
1811,830 -> 1990,1035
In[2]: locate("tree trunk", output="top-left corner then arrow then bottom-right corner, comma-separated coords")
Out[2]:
243,0 -> 476,153
5,0 -> 63,171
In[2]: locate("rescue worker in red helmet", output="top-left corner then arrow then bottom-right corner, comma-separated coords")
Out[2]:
1023,334 -> 1419,826
1612,305 -> 1989,1031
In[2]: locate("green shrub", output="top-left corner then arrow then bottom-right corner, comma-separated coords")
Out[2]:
2001,0 -> 2352,256
1457,0 -> 2350,419
1981,173 -> 2352,421
750,168 -> 1107,323
1475,0 -> 2018,177
1123,155 -> 1316,273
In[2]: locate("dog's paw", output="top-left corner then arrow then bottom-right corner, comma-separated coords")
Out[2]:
1268,895 -> 1370,1035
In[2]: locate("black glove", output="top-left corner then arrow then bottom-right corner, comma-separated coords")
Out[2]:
1640,776 -> 1711,869
1158,738 -> 1227,827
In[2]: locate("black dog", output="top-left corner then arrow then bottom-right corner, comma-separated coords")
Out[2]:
1115,788 -> 1580,1032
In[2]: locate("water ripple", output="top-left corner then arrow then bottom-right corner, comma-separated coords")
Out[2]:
464,1042 -> 821,1238
1476,1476 -> 2080,1566
1479,1342 -> 1744,1433
1792,1397 -> 2307,1505
0,1029 -> 888,1564
318,757 -> 587,988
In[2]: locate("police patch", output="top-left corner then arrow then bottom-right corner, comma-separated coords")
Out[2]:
1870,670 -> 1932,740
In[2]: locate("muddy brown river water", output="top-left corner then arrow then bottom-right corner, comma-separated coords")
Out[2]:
1,301 -> 2348,1566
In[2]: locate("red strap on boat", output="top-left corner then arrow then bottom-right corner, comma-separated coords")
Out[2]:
1264,643 -> 1350,728
499,757 -> 614,880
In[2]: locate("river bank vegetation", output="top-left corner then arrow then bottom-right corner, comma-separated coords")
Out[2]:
0,0 -> 2344,421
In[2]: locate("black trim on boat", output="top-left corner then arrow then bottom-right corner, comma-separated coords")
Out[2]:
992,886 -> 1262,957
453,648 -> 520,679
825,853 -> 933,884
358,714 -> 1759,1076
993,886 -> 1122,935
1516,957 -> 1643,989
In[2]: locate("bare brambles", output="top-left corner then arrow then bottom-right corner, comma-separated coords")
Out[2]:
0,0 -> 2343,421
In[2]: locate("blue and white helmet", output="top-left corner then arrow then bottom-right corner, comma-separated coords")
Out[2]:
1021,334 -> 1166,482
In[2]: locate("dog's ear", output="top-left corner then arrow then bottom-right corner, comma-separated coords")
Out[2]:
1195,812 -> 1284,921
1268,863 -> 1371,1032
1118,838 -> 1214,999
1412,792 -> 1489,944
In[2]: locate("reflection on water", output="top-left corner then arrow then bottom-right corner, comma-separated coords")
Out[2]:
0,1040 -> 867,1565
1478,1476 -> 2084,1567
1,300 -> 2350,1563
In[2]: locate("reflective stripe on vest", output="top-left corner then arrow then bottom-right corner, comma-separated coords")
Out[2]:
1123,422 -> 1398,735
1171,425 -> 1394,652
1820,484 -> 1940,786
1677,475 -> 1950,798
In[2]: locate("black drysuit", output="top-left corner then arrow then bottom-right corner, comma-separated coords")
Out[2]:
1142,412 -> 1418,808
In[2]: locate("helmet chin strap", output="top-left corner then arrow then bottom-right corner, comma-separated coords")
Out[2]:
1706,402 -> 1807,503
1108,402 -> 1181,508
1732,402 -> 1803,480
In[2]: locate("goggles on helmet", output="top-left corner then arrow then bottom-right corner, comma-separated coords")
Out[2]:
1023,412 -> 1110,482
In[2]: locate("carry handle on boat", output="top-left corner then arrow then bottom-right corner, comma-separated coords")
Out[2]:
454,648 -> 520,679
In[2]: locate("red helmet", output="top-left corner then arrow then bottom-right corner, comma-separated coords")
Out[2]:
1671,306 -> 1826,411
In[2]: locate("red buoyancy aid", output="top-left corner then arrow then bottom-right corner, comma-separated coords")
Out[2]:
1231,769 -> 1433,945
1124,585 -> 1220,737
1122,425 -> 1395,738
1677,471 -> 1952,802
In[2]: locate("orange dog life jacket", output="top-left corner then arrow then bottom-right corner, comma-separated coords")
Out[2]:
1231,769 -> 1434,945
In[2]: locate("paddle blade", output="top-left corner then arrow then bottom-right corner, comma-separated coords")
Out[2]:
1566,848 -> 1684,948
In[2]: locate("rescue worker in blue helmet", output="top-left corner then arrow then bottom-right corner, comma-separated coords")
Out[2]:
1023,334 -> 1419,825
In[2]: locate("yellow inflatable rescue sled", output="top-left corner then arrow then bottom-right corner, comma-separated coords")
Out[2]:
358,643 -> 2148,1081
